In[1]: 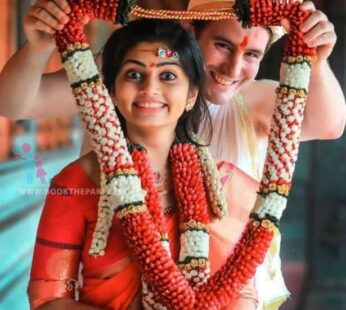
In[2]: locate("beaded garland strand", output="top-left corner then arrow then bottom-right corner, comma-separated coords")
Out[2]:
131,5 -> 237,20
130,142 -> 212,308
235,0 -> 316,225
54,0 -> 316,309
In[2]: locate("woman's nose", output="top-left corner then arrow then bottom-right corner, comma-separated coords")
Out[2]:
140,74 -> 159,96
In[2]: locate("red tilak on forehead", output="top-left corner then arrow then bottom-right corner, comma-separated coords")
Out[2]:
149,61 -> 156,67
239,36 -> 249,50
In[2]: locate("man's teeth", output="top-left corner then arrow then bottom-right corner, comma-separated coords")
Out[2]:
136,103 -> 164,108
212,72 -> 234,86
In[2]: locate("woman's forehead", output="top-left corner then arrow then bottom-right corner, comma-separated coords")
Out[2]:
123,42 -> 181,65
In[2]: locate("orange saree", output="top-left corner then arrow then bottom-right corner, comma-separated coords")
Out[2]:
28,161 -> 258,309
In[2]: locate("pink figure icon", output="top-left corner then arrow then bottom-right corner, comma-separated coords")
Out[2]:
34,154 -> 47,184
20,143 -> 35,184
21,143 -> 31,154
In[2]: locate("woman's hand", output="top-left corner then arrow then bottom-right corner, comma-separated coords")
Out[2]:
23,0 -> 71,51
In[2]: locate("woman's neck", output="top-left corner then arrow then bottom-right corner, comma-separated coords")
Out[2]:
126,126 -> 175,172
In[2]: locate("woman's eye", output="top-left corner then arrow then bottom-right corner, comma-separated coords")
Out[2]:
160,72 -> 176,81
126,71 -> 142,80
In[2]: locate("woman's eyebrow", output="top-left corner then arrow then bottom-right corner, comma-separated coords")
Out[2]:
156,61 -> 182,68
122,59 -> 146,67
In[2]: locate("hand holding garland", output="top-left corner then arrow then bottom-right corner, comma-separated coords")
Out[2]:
299,1 -> 346,140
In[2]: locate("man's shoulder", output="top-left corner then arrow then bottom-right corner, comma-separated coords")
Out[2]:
242,79 -> 278,101
240,79 -> 279,111
240,80 -> 279,138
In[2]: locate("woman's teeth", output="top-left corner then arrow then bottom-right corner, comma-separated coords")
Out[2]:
136,103 -> 164,108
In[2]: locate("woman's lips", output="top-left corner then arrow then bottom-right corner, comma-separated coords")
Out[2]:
134,102 -> 166,113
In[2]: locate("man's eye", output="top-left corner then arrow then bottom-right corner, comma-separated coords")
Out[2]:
246,52 -> 260,59
126,71 -> 142,80
160,72 -> 176,81
215,42 -> 230,51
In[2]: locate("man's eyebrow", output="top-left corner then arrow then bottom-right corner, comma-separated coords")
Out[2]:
122,59 -> 182,68
212,35 -> 264,56
213,35 -> 235,47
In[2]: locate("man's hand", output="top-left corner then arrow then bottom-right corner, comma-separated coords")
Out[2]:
23,0 -> 71,51
299,1 -> 337,64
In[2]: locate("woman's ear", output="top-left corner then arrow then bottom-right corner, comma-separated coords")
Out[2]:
186,88 -> 199,111
188,88 -> 199,102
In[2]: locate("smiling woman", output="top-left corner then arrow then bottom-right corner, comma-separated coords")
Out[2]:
114,41 -> 198,133
101,20 -> 210,145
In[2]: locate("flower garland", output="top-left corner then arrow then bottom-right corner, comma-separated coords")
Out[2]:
191,132 -> 227,219
54,0 -> 316,309
130,142 -> 211,308
234,0 -> 315,226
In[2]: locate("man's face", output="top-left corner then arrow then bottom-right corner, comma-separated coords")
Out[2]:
196,19 -> 270,105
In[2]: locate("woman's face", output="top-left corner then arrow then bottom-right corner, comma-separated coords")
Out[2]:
115,41 -> 197,133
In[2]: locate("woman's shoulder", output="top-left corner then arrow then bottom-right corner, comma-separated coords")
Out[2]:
52,151 -> 99,189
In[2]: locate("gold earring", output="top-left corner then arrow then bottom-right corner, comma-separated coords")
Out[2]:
185,99 -> 195,112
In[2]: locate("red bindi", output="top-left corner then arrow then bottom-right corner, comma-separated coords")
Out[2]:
239,36 -> 249,50
149,61 -> 156,67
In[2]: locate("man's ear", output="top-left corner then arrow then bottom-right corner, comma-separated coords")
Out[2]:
180,20 -> 195,36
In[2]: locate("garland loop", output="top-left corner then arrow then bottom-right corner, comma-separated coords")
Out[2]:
55,1 -> 316,309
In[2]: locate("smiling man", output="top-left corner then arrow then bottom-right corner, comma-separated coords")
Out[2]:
185,1 -> 345,309
196,19 -> 269,107
187,1 -> 345,177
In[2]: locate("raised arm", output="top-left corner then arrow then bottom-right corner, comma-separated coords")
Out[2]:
247,1 -> 345,141
0,0 -> 77,120
298,1 -> 345,140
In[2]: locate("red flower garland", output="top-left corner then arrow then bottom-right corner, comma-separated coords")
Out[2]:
247,0 -> 315,58
170,143 -> 210,225
131,146 -> 167,235
195,221 -> 273,309
118,143 -> 274,309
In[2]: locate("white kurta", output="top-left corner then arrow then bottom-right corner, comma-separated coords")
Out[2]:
199,93 -> 266,179
199,93 -> 290,310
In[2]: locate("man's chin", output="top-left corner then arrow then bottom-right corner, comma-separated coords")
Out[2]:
206,89 -> 236,105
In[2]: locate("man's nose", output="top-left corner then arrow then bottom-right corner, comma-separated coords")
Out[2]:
226,54 -> 242,78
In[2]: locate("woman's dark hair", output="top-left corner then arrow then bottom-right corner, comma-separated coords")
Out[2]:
102,19 -> 212,145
